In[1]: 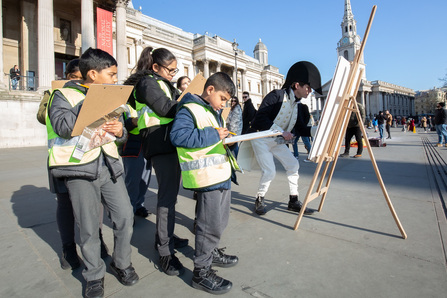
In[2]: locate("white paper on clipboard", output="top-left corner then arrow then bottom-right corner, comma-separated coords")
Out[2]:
222,129 -> 282,145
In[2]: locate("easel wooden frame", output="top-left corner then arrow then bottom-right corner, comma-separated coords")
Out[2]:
293,6 -> 407,239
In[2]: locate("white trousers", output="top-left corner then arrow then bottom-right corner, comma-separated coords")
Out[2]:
251,137 -> 299,197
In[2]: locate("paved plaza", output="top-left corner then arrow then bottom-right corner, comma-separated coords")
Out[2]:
1,127 -> 447,298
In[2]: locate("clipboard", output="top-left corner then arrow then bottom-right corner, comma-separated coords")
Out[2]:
177,74 -> 206,101
52,80 -> 70,90
71,84 -> 134,136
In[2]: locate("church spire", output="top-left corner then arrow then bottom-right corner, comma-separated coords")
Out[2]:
337,0 -> 365,76
344,0 -> 354,22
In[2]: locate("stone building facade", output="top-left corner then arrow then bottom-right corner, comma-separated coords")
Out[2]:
415,88 -> 447,116
0,0 -> 284,148
1,0 -> 283,106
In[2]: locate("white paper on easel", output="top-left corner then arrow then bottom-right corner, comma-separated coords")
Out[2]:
308,57 -> 351,161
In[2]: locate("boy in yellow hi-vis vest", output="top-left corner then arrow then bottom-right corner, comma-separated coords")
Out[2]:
170,72 -> 238,295
48,48 -> 139,298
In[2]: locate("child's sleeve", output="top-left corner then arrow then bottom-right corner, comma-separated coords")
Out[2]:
48,90 -> 83,139
170,107 -> 220,149
135,76 -> 177,118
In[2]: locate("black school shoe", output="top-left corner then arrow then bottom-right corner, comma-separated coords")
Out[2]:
110,262 -> 139,286
254,196 -> 266,215
159,254 -> 185,276
211,247 -> 238,268
288,195 -> 315,215
60,243 -> 81,270
85,278 -> 104,298
134,207 -> 150,218
192,266 -> 232,295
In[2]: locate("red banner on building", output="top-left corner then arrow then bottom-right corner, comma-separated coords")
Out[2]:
96,8 -> 113,55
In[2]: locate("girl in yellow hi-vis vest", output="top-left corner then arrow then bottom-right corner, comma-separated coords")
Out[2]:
129,47 -> 188,276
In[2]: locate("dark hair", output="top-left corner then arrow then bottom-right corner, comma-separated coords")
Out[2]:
177,76 -> 190,87
135,46 -> 176,72
79,48 -> 117,80
230,96 -> 241,111
439,102 -> 445,108
204,72 -> 235,97
65,59 -> 80,77
243,91 -> 249,96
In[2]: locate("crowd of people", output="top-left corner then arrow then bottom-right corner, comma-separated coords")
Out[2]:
37,46 -> 323,297
36,45 -> 447,297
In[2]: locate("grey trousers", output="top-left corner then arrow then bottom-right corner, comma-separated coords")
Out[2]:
122,150 -> 151,212
152,153 -> 181,256
66,165 -> 134,281
194,189 -> 231,268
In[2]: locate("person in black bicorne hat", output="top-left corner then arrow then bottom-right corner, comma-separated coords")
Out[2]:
248,61 -> 322,215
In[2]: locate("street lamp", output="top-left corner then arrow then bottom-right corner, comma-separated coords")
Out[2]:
232,39 -> 238,96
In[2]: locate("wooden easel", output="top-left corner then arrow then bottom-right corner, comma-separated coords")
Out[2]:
293,5 -> 407,239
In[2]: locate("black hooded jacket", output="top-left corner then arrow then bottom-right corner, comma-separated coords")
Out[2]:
131,71 -> 180,158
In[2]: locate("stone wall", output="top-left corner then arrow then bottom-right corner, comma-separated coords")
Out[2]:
0,91 -> 47,148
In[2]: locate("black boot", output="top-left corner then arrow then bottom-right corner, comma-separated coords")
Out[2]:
211,247 -> 238,268
159,254 -> 185,276
110,262 -> 139,286
85,277 -> 104,298
254,196 -> 266,215
192,266 -> 232,294
61,243 -> 80,270
288,195 -> 314,215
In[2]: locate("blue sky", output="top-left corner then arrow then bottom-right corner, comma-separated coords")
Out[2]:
130,0 -> 447,91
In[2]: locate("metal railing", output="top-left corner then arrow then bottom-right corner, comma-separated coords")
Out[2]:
6,74 -> 39,91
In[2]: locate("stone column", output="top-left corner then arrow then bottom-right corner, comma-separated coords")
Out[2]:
192,60 -> 197,76
203,59 -> 209,78
116,0 -> 128,83
38,0 -> 55,90
366,92 -> 371,118
81,0 -> 95,52
360,91 -> 365,107
0,0 -> 4,88
240,69 -> 245,92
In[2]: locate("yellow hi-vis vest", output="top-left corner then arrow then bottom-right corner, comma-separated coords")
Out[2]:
176,102 -> 232,189
46,88 -> 120,167
135,76 -> 174,131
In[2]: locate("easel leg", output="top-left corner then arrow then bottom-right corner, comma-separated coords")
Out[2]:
294,154 -> 326,230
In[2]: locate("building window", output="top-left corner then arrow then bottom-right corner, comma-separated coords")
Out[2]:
344,50 -> 349,60
127,47 -> 131,64
345,26 -> 348,33
60,19 -> 72,43
258,83 -> 261,94
248,81 -> 251,92
184,66 -> 189,77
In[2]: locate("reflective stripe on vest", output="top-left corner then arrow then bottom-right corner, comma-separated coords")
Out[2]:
136,76 -> 174,131
46,88 -> 119,167
176,102 -> 231,189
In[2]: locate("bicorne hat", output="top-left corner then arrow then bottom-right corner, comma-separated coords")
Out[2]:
282,61 -> 322,95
